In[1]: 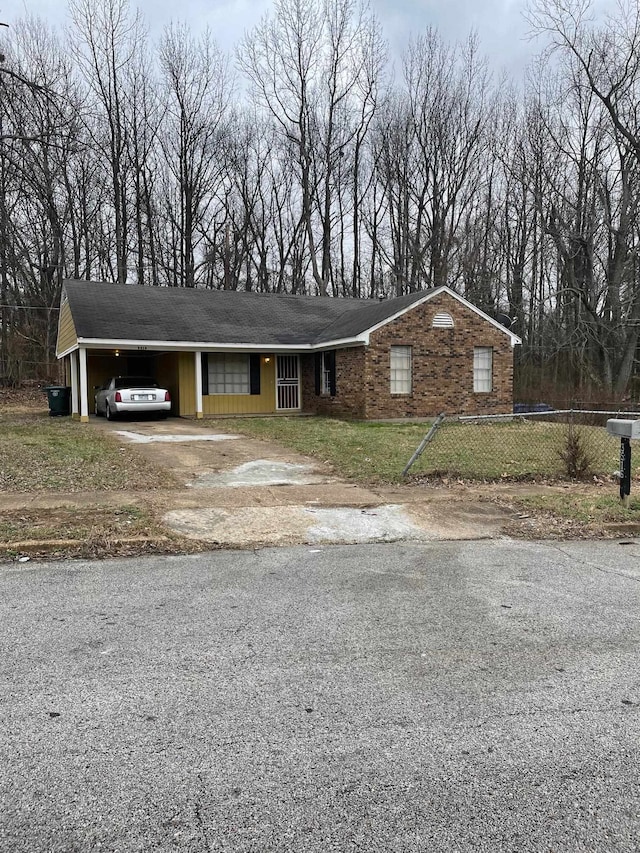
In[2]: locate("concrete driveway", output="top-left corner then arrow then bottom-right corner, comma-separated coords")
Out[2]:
3,540 -> 640,851
90,417 -> 517,547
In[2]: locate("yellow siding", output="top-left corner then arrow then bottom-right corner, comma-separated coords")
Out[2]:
178,352 -> 196,416
157,353 -> 180,414
83,352 -> 182,416
56,301 -> 78,356
203,358 -> 277,415
87,355 -> 124,413
88,355 -> 121,392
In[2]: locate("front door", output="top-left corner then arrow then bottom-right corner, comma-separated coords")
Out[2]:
276,355 -> 300,410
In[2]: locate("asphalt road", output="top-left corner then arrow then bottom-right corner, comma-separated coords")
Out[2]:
2,540 -> 640,852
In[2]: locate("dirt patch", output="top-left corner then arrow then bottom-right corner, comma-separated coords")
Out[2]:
0,384 -> 48,414
0,505 -> 203,561
188,460 -> 333,488
94,419 -> 333,488
163,504 -> 437,547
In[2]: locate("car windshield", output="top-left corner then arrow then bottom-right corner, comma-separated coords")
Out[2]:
114,377 -> 158,389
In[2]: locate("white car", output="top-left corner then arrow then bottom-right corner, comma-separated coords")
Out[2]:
94,376 -> 171,420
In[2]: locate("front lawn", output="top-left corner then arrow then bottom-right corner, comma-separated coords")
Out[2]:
0,404 -> 175,493
1,391 -> 634,553
206,416 -> 433,483
204,416 -> 621,484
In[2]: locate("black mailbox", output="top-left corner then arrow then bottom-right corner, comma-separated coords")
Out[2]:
606,419 -> 640,504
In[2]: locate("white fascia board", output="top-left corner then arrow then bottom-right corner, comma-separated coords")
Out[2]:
76,338 -> 290,352
441,287 -> 522,346
310,336 -> 368,351
361,291 -> 436,338
56,342 -> 79,359
75,336 -> 369,353
361,286 -> 522,346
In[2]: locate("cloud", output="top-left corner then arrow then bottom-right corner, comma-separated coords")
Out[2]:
372,0 -> 533,77
15,0 -> 535,77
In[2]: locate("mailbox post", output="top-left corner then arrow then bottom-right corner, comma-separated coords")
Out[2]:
606,419 -> 640,506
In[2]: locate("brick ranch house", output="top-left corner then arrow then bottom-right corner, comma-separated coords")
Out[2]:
55,280 -> 521,422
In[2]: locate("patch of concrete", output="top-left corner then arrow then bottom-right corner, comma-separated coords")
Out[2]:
114,431 -> 239,444
189,459 -> 331,488
164,506 -> 303,546
304,504 -> 428,543
163,503 -> 435,547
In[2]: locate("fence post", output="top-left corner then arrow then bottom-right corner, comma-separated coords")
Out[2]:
402,412 -> 446,478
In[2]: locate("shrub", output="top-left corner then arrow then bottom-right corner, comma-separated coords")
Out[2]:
558,423 -> 593,479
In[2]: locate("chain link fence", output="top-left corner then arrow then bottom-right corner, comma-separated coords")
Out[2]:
405,410 -> 639,482
0,361 -> 63,387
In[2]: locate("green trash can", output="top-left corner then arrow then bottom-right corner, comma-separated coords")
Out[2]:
45,385 -> 71,416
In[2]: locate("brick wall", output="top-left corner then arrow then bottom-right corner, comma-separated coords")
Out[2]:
363,292 -> 514,418
301,292 -> 515,419
300,348 -> 366,418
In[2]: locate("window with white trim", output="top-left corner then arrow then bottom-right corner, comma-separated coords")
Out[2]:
321,353 -> 332,395
208,353 -> 250,394
390,345 -> 412,395
473,347 -> 493,393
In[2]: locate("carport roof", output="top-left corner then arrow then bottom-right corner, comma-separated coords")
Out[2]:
61,280 -> 434,347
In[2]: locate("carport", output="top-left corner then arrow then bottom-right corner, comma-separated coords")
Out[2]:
62,347 -> 185,421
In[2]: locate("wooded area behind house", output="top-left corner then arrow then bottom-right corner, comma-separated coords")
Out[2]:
1,0 -> 639,403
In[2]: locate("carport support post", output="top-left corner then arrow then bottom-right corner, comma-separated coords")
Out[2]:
79,346 -> 89,423
70,350 -> 79,420
195,351 -> 203,419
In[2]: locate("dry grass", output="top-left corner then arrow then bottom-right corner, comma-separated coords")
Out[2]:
0,394 -> 177,493
203,416 -> 621,484
495,491 -> 640,539
0,504 -> 150,543
204,416 -> 437,483
0,504 -> 204,560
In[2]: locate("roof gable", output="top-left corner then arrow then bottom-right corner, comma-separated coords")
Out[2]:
361,286 -> 522,346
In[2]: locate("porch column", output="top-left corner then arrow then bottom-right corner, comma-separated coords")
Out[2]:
79,346 -> 89,423
70,350 -> 79,419
195,350 -> 203,419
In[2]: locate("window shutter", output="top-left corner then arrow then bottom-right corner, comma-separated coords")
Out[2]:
249,354 -> 261,395
201,353 -> 209,396
314,354 -> 321,395
328,351 -> 337,397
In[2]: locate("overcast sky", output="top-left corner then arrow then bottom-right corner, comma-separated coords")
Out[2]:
10,0 -> 541,79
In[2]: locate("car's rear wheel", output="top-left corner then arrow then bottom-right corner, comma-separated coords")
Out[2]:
106,403 -> 114,421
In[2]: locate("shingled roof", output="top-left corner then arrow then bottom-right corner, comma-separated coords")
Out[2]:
61,280 -> 434,347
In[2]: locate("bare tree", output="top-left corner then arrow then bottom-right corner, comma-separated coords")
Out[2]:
69,0 -> 146,284
0,16 -> 81,380
527,0 -> 640,395
125,45 -> 163,285
239,0 -> 382,296
158,23 -> 231,287
528,0 -> 640,162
